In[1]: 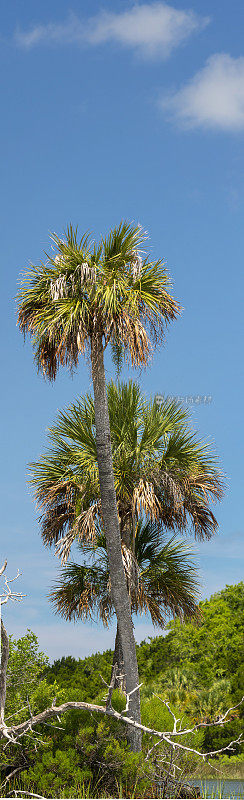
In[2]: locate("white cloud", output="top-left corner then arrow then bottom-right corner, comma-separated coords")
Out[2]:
161,53 -> 244,130
15,3 -> 209,59
197,531 -> 244,560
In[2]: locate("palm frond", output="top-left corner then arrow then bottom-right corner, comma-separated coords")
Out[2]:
136,534 -> 201,624
110,337 -> 124,377
29,380 -> 224,554
50,561 -> 112,626
50,520 -> 200,630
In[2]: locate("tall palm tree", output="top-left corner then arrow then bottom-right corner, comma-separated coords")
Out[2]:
17,222 -> 180,750
29,381 -> 223,691
50,521 -> 201,692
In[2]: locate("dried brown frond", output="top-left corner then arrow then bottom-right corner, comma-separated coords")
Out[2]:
184,501 -> 218,541
74,502 -> 101,544
159,471 -> 185,512
116,313 -> 151,367
55,530 -> 78,565
189,471 -> 225,503
40,505 -> 73,548
121,542 -> 140,598
132,479 -> 161,520
99,594 -> 114,627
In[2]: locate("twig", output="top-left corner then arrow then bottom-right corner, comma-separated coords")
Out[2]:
106,662 -> 118,710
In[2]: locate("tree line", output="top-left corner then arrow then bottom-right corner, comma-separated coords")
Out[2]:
1,582 -> 243,796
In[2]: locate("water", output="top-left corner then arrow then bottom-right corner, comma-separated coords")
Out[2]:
189,778 -> 244,798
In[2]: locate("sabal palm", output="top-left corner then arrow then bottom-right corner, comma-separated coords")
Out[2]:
50,520 -> 198,627
17,222 -> 180,750
159,667 -> 199,709
30,381 -> 223,689
50,521 -> 201,691
29,380 -> 223,563
51,524 -> 200,626
190,678 -> 232,723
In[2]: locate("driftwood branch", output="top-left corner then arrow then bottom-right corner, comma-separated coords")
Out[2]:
106,662 -> 118,710
0,566 -> 26,607
0,693 -> 242,763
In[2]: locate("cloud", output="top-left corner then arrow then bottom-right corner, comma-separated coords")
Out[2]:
15,3 -> 209,59
161,54 -> 244,130
197,531 -> 244,560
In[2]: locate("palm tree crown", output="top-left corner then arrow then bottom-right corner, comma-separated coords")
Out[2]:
50,521 -> 201,629
29,381 -> 224,561
17,222 -> 180,378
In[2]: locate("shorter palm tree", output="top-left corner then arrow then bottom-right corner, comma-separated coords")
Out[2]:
29,381 -> 224,563
29,381 -> 223,692
50,520 -> 201,691
51,522 -> 200,625
158,667 -> 199,709
190,678 -> 232,723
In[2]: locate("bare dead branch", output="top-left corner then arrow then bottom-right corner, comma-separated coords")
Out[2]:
0,566 -> 26,616
151,693 -> 244,735
106,663 -> 118,710
121,681 -> 144,717
0,693 -> 241,765
0,562 -> 7,579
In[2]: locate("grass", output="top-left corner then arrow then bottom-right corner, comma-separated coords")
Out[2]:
192,762 -> 244,780
7,785 -> 244,799
199,781 -> 244,800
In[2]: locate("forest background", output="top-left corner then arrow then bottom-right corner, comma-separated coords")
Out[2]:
3,581 -> 243,796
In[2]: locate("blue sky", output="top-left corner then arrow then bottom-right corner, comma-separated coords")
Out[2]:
1,0 -> 244,662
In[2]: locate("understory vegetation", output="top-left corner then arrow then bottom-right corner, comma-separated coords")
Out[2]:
1,581 -> 243,797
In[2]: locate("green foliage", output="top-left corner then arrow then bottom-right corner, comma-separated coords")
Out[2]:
2,582 -> 243,796
5,630 -> 49,719
21,745 -> 91,797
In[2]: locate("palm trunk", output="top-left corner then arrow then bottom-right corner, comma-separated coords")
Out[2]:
90,332 -> 141,752
112,623 -> 126,694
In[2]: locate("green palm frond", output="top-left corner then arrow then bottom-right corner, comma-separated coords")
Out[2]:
50,519 -> 200,629
17,221 -> 180,380
138,534 -> 200,622
134,519 -> 162,563
29,380 -> 223,550
50,561 -> 112,626
101,221 -> 146,268
110,337 -> 124,377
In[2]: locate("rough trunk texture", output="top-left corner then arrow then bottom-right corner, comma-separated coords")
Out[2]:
112,623 -> 126,694
90,332 -> 141,751
0,619 -> 9,725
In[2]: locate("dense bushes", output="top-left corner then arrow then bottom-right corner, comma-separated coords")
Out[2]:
1,582 -> 243,795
